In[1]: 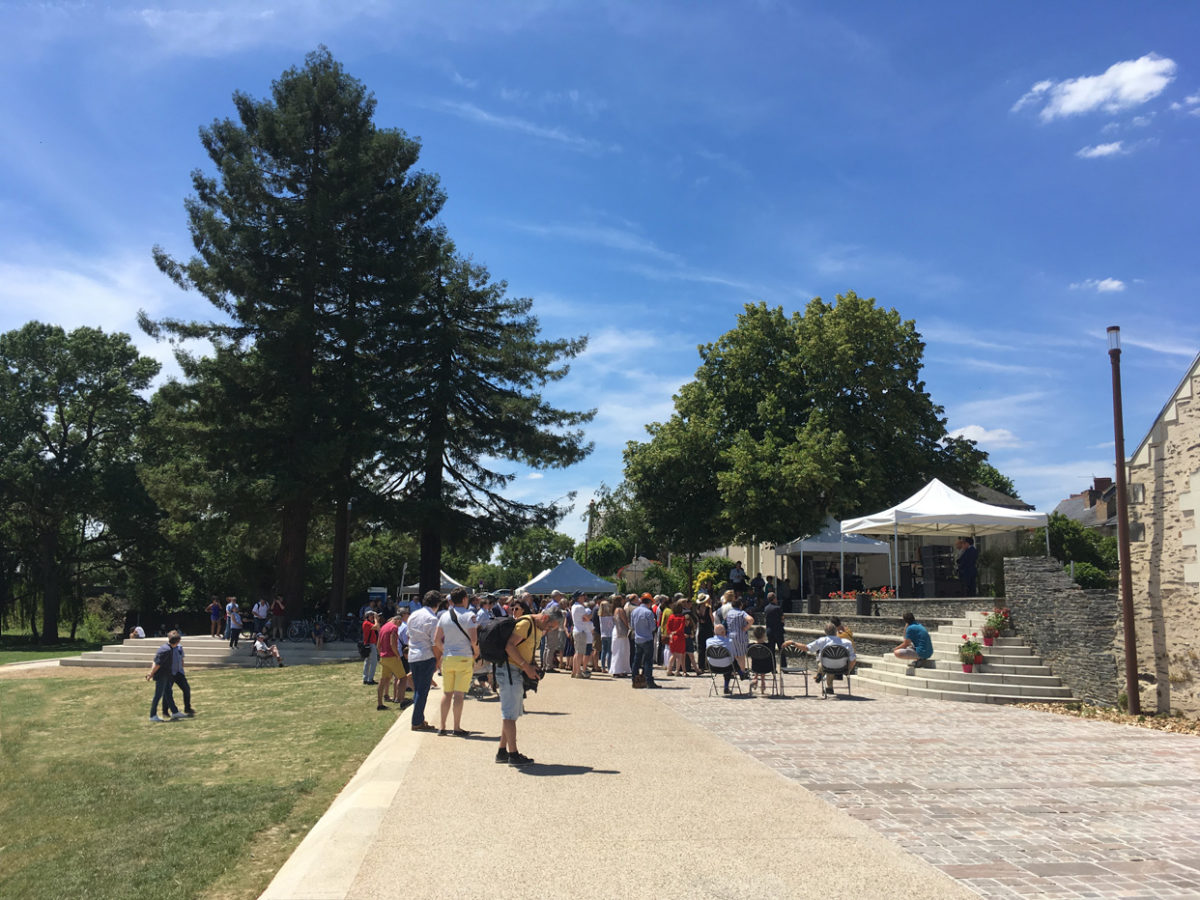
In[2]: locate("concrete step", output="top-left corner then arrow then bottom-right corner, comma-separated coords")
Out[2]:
864,666 -> 1072,698
929,636 -> 1032,655
852,673 -> 1074,705
870,658 -> 1061,686
60,638 -> 360,669
875,658 -> 1053,677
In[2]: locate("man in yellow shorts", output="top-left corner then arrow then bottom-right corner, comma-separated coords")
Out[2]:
377,614 -> 409,712
435,587 -> 479,736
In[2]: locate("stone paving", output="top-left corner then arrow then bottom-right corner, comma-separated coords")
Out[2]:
652,672 -> 1200,899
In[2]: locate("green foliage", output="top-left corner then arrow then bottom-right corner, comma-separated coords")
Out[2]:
625,293 -> 968,550
588,481 -> 653,563
575,535 -> 630,576
0,322 -> 160,641
1070,561 -> 1114,589
693,556 -> 735,596
498,527 -> 576,583
973,461 -> 1020,499
640,563 -> 685,597
1026,513 -> 1117,571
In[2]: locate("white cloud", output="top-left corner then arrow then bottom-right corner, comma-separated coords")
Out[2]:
526,473 -> 544,480
947,425 -> 1024,448
1070,277 -> 1126,292
1076,141 -> 1127,159
1002,458 -> 1118,513
431,100 -> 618,153
952,391 -> 1051,425
511,221 -> 681,265
1013,54 -> 1176,121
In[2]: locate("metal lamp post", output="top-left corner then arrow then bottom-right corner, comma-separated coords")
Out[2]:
1108,325 -> 1140,715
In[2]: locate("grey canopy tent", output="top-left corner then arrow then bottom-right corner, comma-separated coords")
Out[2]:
516,557 -> 616,595
402,570 -> 467,595
775,515 -> 891,598
840,478 -> 1049,596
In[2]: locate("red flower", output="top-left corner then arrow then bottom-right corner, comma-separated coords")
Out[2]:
962,634 -> 969,640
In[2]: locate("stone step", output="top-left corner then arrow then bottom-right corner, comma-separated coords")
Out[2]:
851,673 -> 1074,705
875,658 -> 1053,677
60,638 -> 360,669
865,666 -> 1072,697
870,658 -> 1061,686
929,636 -> 1032,655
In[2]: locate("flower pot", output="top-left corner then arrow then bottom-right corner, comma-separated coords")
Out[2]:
961,663 -> 974,673
974,653 -> 984,665
982,636 -> 994,647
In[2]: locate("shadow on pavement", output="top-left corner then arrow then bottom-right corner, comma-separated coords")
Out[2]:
518,764 -> 621,777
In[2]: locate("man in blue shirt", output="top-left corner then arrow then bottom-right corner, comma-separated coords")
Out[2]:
893,611 -> 934,666
629,593 -> 659,689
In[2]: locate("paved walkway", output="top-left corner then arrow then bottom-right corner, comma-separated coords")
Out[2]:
261,668 -> 1200,900
261,672 -> 972,900
656,674 -> 1200,899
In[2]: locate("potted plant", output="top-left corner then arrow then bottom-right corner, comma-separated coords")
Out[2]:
982,607 -> 1011,644
958,633 -> 983,672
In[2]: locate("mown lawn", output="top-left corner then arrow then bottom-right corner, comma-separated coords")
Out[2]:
0,633 -> 106,664
0,661 -> 396,900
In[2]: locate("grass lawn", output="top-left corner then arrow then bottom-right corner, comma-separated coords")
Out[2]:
0,633 -> 107,664
0,661 -> 397,900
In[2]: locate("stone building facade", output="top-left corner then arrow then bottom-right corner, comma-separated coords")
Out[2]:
1126,352 -> 1200,716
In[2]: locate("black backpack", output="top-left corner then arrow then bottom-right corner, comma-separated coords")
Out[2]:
477,614 -> 532,664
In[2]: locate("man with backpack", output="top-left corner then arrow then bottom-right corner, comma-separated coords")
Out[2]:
476,592 -> 564,767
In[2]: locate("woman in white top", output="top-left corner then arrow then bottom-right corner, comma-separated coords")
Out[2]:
598,601 -> 614,672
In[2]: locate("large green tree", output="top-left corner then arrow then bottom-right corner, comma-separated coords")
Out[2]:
0,323 -> 160,641
376,244 -> 593,595
144,49 -> 443,612
626,292 -> 971,548
498,527 -> 577,585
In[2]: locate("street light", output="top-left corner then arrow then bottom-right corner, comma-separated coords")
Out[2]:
1108,325 -> 1140,715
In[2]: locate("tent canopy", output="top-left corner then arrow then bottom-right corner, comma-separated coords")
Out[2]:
516,557 -> 616,595
776,515 -> 891,556
841,478 -> 1048,537
402,570 -> 466,593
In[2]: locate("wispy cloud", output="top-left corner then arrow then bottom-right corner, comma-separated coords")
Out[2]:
952,391 -> 1051,424
1076,141 -> 1128,159
695,147 -> 751,180
431,100 -> 618,153
1012,54 -> 1176,121
1070,277 -> 1126,292
948,425 -> 1024,448
511,222 -> 680,265
917,321 -> 1019,353
1002,457 -> 1118,513
943,357 -> 1051,377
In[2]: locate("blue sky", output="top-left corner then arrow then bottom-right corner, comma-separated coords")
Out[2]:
2,1 -> 1198,543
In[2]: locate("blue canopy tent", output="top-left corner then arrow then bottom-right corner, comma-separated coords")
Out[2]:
516,557 -> 616,595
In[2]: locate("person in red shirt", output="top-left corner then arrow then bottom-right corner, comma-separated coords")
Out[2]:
362,611 -> 380,685
376,615 -> 409,712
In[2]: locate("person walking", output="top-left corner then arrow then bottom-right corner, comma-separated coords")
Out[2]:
406,590 -> 441,732
362,611 -> 381,684
171,633 -> 196,717
146,631 -> 186,722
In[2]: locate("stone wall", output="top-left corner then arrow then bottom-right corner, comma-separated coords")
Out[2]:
798,598 -> 986,619
1003,556 -> 1121,706
1126,364 -> 1200,716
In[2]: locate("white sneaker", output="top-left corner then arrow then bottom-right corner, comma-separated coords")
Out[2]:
149,715 -> 164,722
170,711 -> 189,720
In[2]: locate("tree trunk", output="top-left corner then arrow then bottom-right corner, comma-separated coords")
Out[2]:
419,526 -> 442,600
276,495 -> 312,613
39,529 -> 60,643
330,489 -> 350,618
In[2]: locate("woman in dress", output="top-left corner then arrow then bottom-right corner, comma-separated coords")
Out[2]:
695,595 -> 714,671
608,594 -> 632,677
666,602 -> 687,676
723,593 -> 753,671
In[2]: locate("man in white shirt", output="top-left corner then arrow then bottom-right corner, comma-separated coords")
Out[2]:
252,598 -> 270,635
785,624 -> 856,696
541,590 -> 566,671
434,587 -> 478,735
570,591 -> 592,679
406,591 -> 441,732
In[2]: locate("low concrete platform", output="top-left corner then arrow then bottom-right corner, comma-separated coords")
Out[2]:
59,636 -> 361,668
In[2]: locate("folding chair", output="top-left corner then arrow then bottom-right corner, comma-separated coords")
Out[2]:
705,645 -> 743,697
816,644 -> 852,698
253,647 -> 274,668
778,645 -> 809,697
746,643 -> 779,696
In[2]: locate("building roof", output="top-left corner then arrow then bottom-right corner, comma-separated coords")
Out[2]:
1128,349 -> 1200,468
968,482 -> 1035,510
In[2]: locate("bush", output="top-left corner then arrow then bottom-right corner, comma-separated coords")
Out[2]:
80,611 -> 117,644
1070,561 -> 1114,589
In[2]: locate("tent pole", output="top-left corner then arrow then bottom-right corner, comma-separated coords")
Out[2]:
1045,526 -> 1051,557
839,540 -> 845,595
893,523 -> 900,599
798,550 -> 804,606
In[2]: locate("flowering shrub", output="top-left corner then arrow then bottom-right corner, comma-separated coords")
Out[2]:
983,607 -> 1011,635
866,586 -> 895,600
959,632 -> 983,662
827,590 -> 858,599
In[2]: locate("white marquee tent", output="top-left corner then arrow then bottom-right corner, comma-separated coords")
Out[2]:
775,515 -> 891,597
840,478 -> 1049,595
516,557 -> 616,595
402,570 -> 467,595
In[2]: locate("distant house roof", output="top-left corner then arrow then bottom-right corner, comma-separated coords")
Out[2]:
1054,494 -> 1106,529
967,482 -> 1035,511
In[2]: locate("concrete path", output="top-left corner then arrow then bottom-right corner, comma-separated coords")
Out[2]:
261,672 -> 974,900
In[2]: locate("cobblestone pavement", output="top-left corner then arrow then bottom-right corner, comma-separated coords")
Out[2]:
652,672 -> 1200,899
